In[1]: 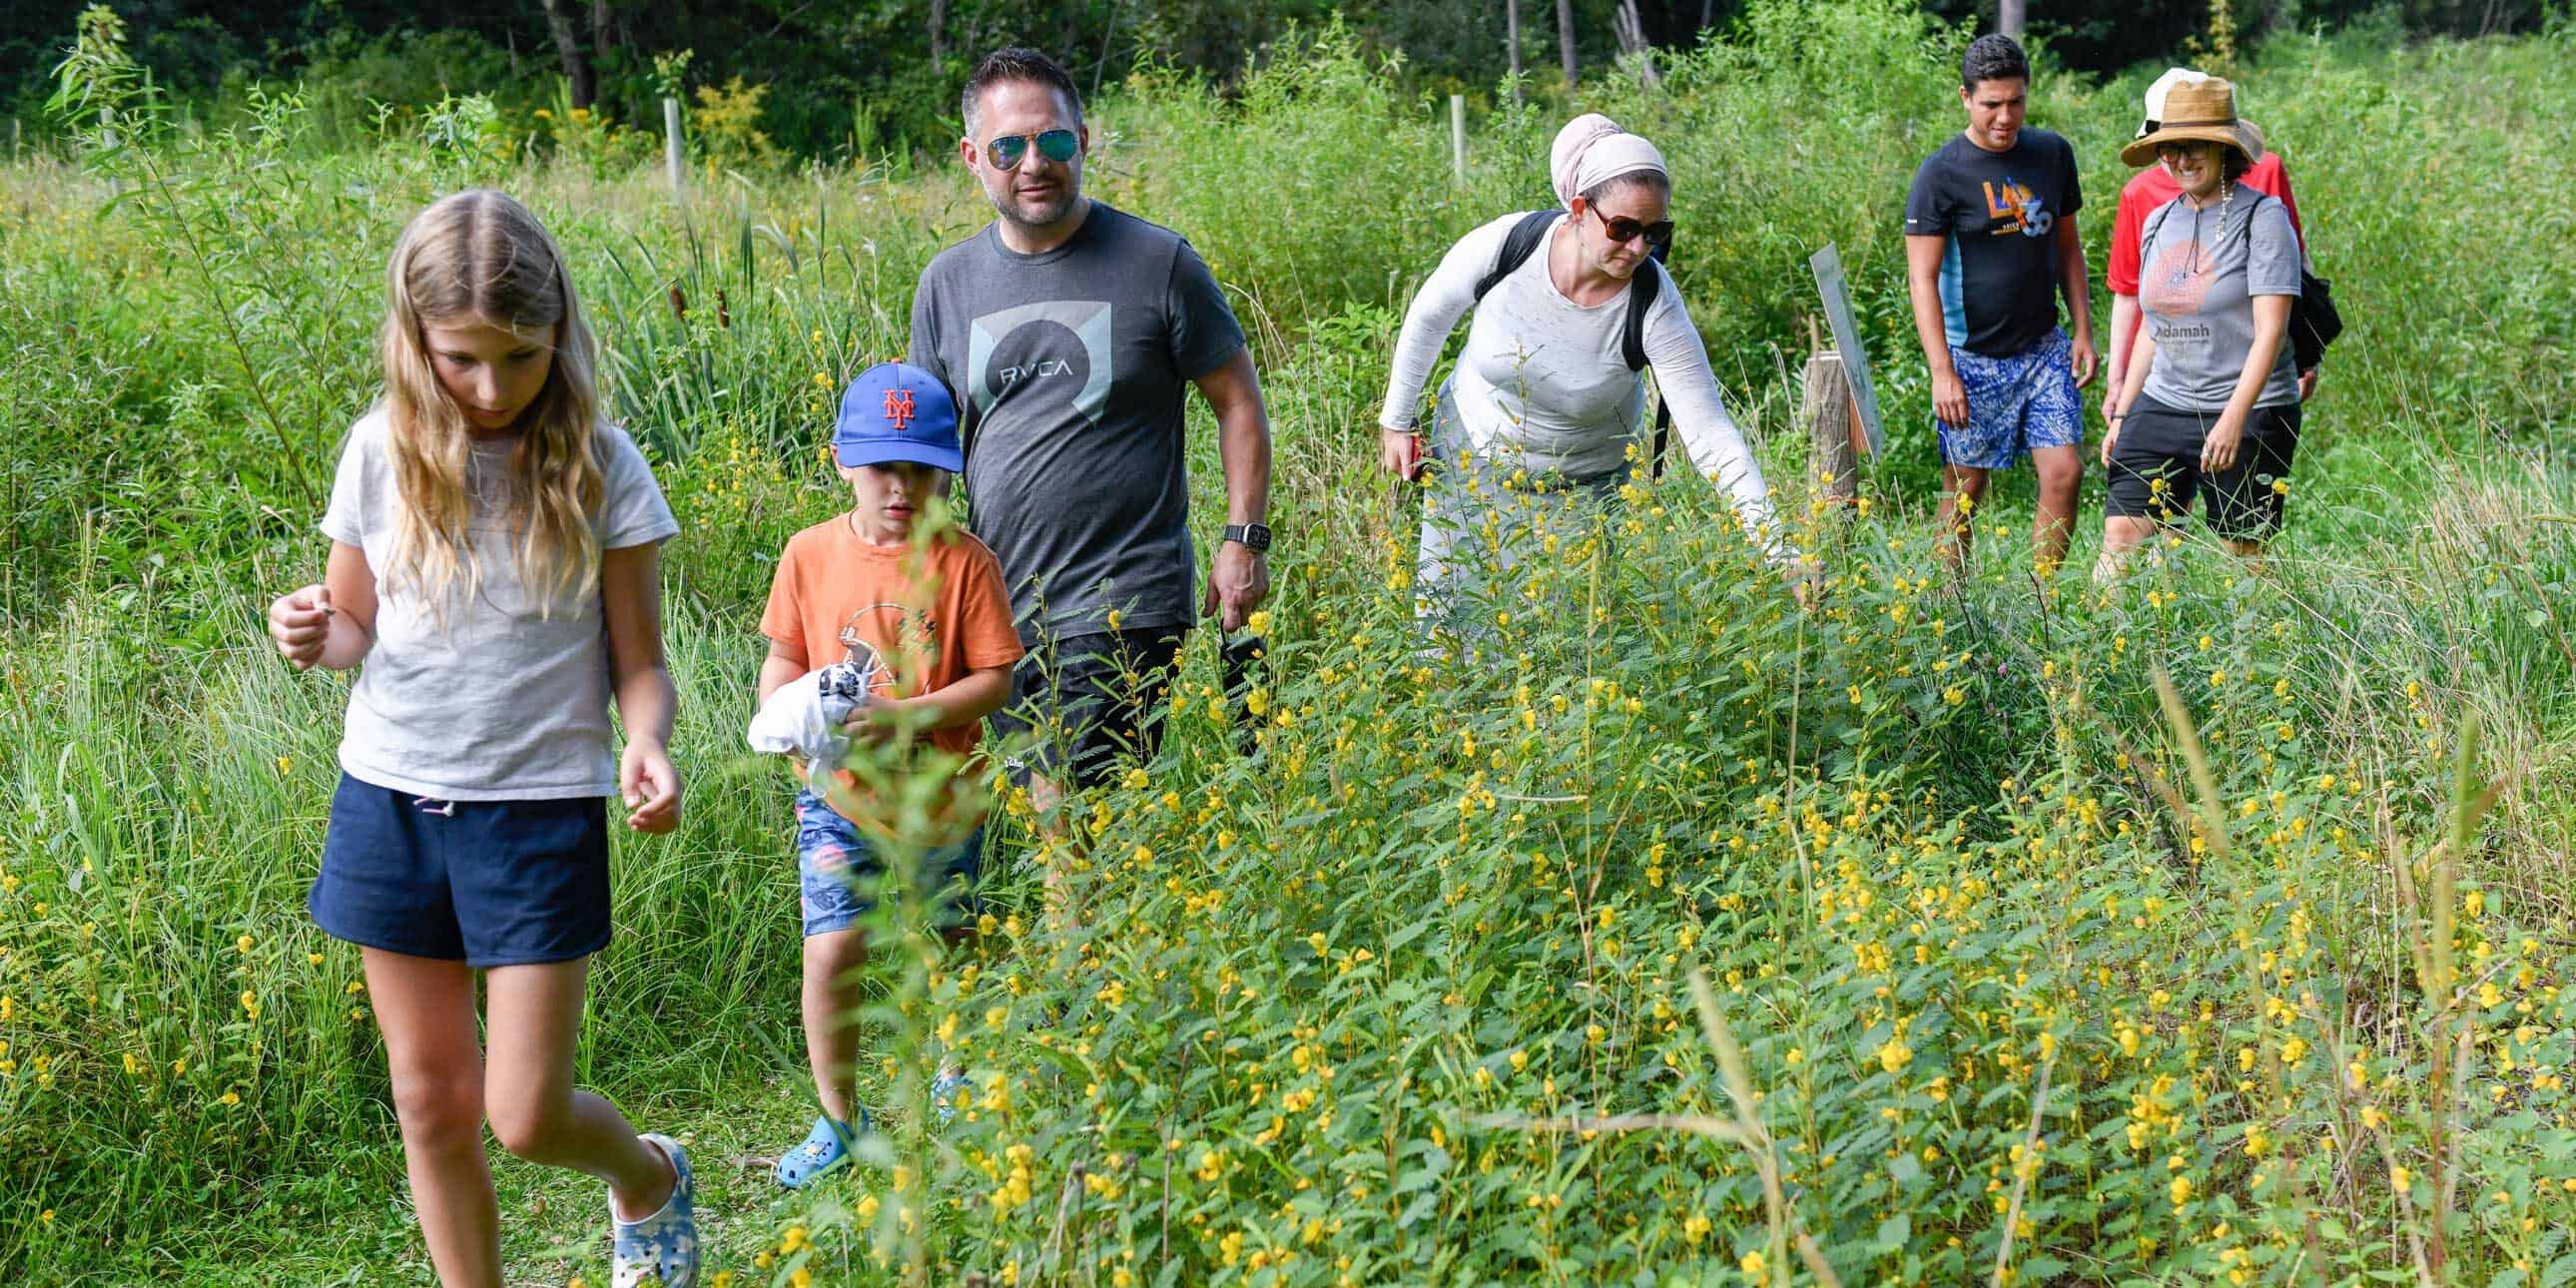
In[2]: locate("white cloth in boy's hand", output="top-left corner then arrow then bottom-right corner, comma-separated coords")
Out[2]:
746,655 -> 887,767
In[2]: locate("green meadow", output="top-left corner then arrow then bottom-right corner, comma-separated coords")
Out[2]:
5,2 -> 2576,1281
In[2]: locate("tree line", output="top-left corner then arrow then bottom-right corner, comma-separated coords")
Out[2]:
4,0 -> 2555,160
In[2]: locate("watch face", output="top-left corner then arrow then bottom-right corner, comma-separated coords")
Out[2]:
1230,524 -> 1271,552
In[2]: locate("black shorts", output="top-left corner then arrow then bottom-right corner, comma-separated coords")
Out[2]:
991,628 -> 1187,792
309,772 -> 610,967
2105,399 -> 2301,540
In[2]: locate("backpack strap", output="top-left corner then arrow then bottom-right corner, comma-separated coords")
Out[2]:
1622,255 -> 1662,372
1475,210 -> 1564,304
2141,196 -> 2180,259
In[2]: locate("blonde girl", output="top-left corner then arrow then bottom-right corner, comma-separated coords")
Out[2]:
264,190 -> 697,1288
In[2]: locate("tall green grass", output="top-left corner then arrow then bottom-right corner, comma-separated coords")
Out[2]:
6,1 -> 2576,1280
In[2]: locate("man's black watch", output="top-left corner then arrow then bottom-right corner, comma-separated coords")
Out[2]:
1221,522 -> 1272,554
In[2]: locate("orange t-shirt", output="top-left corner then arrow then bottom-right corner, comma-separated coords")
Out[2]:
759,514 -> 1024,830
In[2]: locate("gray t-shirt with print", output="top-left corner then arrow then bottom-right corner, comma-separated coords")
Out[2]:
908,201 -> 1246,646
2138,191 -> 2302,411
321,412 -> 679,800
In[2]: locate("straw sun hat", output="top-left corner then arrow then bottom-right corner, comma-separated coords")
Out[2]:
2120,77 -> 2266,169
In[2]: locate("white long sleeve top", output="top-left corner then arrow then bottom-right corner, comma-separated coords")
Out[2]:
1378,212 -> 1777,540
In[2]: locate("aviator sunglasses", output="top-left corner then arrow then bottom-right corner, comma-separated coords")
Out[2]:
1589,205 -> 1675,249
984,128 -> 1079,170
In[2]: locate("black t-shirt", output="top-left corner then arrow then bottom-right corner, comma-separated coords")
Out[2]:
909,202 -> 1247,646
1903,128 -> 2084,357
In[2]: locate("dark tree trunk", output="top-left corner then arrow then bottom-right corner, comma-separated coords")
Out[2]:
1556,0 -> 1578,87
539,0 -> 594,108
1506,0 -> 1525,103
1613,0 -> 1660,86
931,0 -> 949,73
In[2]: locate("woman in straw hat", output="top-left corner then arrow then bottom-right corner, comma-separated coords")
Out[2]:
2102,67 -> 2313,433
1374,113 -> 1785,637
2096,77 -> 2304,578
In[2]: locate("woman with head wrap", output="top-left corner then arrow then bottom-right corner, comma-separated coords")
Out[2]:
1377,114 -> 1780,634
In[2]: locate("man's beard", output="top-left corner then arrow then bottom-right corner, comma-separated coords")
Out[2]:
987,180 -> 1078,230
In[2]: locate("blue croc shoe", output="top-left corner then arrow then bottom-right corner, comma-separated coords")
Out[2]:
613,1133 -> 699,1288
775,1112 -> 866,1189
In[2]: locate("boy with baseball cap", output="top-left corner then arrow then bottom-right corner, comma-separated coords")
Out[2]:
751,360 -> 1023,1186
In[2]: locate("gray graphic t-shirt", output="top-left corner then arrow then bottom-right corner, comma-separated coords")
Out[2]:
2138,191 -> 2302,412
909,202 -> 1246,645
321,412 -> 678,800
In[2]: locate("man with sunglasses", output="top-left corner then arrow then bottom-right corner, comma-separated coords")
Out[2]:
908,47 -> 1272,841
1904,33 -> 2096,579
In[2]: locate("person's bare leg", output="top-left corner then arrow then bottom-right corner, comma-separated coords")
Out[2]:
2030,444 -> 2082,577
2094,516 -> 2162,583
802,928 -> 870,1124
1937,463 -> 1990,576
362,948 -> 500,1288
1025,769 -> 1086,931
481,960 -> 676,1223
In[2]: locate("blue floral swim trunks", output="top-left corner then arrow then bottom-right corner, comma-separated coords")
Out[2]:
1938,327 -> 2082,470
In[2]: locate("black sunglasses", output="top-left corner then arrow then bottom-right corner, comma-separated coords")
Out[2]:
1590,206 -> 1675,248
984,128 -> 1078,170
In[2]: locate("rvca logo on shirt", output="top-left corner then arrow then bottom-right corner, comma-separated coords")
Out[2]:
1984,179 -> 2053,238
966,301 -> 1115,425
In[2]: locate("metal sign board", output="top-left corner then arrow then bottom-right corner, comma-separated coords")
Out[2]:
1808,242 -> 1884,454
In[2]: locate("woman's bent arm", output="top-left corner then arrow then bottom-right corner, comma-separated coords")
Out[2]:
1640,289 -> 1779,548
1376,215 -> 1523,431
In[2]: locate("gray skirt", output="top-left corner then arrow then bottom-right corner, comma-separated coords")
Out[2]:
1414,375 -> 1632,636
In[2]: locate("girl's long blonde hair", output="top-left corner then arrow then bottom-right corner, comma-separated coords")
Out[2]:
378,189 -> 604,616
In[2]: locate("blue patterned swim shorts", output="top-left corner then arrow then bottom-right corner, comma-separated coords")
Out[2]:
1938,327 -> 2082,470
792,789 -> 983,938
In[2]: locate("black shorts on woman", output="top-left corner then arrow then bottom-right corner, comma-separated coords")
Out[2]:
2105,396 -> 2299,540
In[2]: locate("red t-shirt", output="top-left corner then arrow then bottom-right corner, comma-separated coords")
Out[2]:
2107,152 -> 2303,296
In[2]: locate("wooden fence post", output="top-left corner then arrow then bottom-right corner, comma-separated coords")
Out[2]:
100,107 -> 119,197
1803,330 -> 1861,509
663,96 -> 685,196
1450,94 -> 1467,188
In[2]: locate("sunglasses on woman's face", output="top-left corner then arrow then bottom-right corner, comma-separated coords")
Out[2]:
1589,206 -> 1675,248
2156,141 -> 2214,161
984,128 -> 1079,170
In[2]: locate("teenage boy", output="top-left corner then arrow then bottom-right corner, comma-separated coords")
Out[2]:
1905,33 -> 2096,576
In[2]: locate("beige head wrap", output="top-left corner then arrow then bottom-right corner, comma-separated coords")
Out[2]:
1550,113 -> 1667,209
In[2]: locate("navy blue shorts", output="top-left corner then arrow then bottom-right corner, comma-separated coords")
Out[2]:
309,772 -> 612,967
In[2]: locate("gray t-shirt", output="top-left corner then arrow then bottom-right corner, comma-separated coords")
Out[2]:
321,411 -> 679,800
2138,191 -> 2302,411
908,201 -> 1246,645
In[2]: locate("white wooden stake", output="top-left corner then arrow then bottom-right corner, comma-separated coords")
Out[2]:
1450,94 -> 1467,188
663,96 -> 685,196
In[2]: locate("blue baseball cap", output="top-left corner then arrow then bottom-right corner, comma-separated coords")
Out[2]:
834,362 -> 963,472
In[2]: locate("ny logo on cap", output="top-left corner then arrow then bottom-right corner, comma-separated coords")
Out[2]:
883,388 -> 917,429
